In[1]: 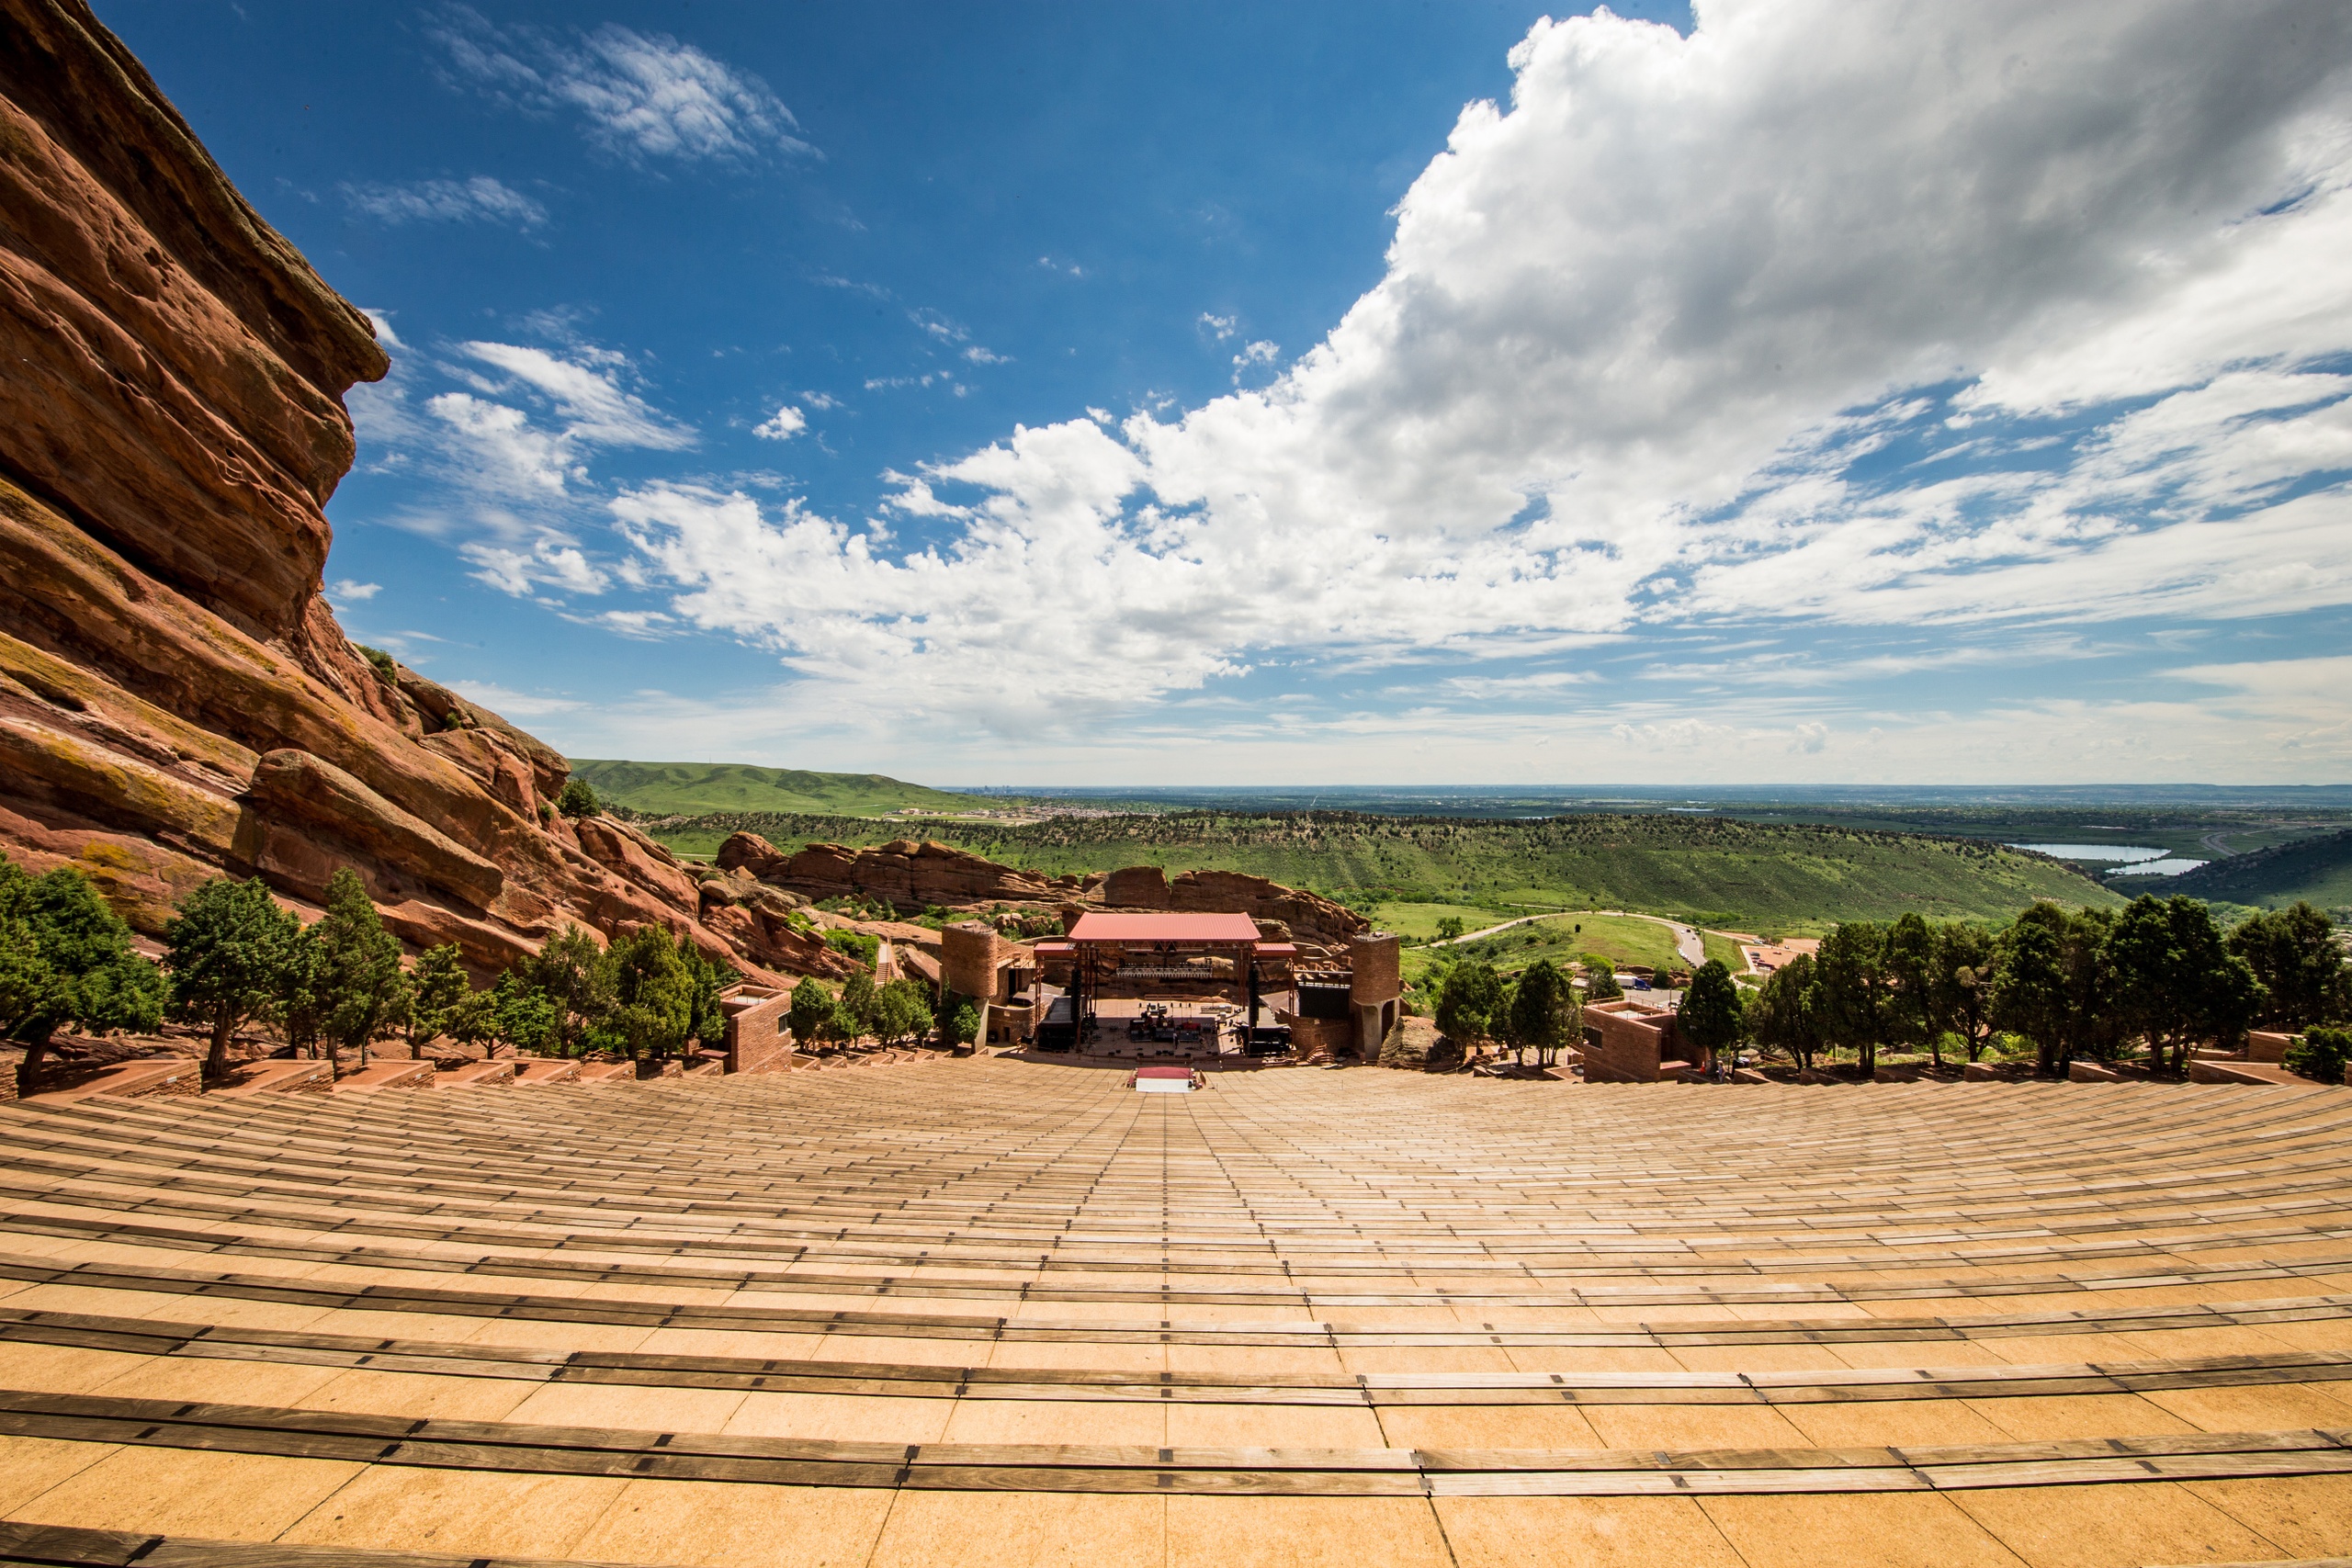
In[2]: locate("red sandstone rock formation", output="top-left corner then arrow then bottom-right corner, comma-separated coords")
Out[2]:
715,829 -> 1367,956
722,833 -> 1069,907
1099,865 -> 1369,950
0,1 -> 806,984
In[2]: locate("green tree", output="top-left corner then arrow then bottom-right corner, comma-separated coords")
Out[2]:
1678,959 -> 1744,1067
1747,953 -> 1822,1071
1434,962 -> 1505,1048
1989,902 -> 2075,1076
873,977 -> 934,1046
674,934 -> 731,1050
1880,912 -> 1941,1066
556,777 -> 599,818
0,910 -> 52,1071
405,944 -> 471,1048
1928,922 -> 1998,1061
601,927 -> 695,1060
165,876 -> 302,1079
441,986 -> 500,1049
1580,954 -> 1623,1001
0,856 -> 165,1083
2107,895 -> 2261,1077
835,969 -> 878,1043
314,868 -> 408,1069
2227,902 -> 2345,1030
1813,920 -> 1889,1075
1990,902 -> 2122,1076
490,971 -> 558,1055
788,977 -> 835,1046
2285,1024 -> 2351,1085
275,924 -> 328,1059
1504,959 -> 1579,1066
515,925 -> 613,1052
1434,915 -> 1465,942
945,998 -> 981,1048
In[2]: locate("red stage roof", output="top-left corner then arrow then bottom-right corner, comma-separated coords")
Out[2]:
1066,911 -> 1263,944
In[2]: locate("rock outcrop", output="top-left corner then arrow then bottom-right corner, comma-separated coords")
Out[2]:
1098,864 -> 1370,949
724,834 -> 1070,907
0,1 -> 809,984
715,829 -> 1368,957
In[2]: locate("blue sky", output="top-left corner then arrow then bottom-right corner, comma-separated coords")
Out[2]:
101,1 -> 2352,786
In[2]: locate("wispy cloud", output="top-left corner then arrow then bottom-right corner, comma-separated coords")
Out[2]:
342,175 -> 547,228
431,7 -> 811,164
1229,339 -> 1278,384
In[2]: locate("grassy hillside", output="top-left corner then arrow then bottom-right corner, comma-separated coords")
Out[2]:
637,809 -> 2120,930
569,760 -> 994,818
2162,829 -> 2352,917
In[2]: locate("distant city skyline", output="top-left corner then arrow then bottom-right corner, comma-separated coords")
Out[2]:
103,0 -> 2352,784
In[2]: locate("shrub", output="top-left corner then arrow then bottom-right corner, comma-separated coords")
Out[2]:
356,644 -> 398,682
826,930 -> 880,966
555,778 -> 599,818
2284,1025 -> 2352,1085
946,998 -> 981,1047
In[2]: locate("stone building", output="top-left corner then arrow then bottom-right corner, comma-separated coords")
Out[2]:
1580,997 -> 1702,1082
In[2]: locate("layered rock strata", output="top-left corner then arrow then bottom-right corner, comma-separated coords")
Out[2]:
715,832 -> 1369,957
0,0 -> 797,983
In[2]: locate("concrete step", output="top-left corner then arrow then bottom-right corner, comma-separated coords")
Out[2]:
23,1057 -> 201,1102
208,1058 -> 334,1097
330,1059 -> 436,1093
432,1060 -> 516,1089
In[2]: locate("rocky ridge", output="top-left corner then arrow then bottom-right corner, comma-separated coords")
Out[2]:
0,0 -> 802,984
715,832 -> 1370,956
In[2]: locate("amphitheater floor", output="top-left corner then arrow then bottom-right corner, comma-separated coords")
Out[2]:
0,1057 -> 2348,1568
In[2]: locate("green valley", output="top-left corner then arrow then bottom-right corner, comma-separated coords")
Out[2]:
567,760 -> 1001,819
630,808 -> 2120,931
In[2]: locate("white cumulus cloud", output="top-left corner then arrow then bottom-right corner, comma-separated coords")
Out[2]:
752,405 -> 808,441
625,3 -> 2352,726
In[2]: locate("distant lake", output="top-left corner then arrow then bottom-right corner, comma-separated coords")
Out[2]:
2009,843 -> 2166,862
2110,857 -> 2210,876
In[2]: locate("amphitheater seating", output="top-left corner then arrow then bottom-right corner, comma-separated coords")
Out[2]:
0,1064 -> 2346,1566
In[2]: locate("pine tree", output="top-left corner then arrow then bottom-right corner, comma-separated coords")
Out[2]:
315,868 -> 407,1069
405,944 -> 471,1048
165,877 -> 302,1079
0,855 -> 164,1084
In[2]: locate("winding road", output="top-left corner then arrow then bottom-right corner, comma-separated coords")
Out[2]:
1429,908 -> 1709,969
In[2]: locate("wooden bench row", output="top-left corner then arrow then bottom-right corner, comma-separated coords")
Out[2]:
5,1251 -> 2346,1352
1,1388 -> 2349,1497
6,1303 -> 2351,1409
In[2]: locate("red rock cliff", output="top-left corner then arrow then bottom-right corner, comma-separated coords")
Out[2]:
0,0 -> 801,983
